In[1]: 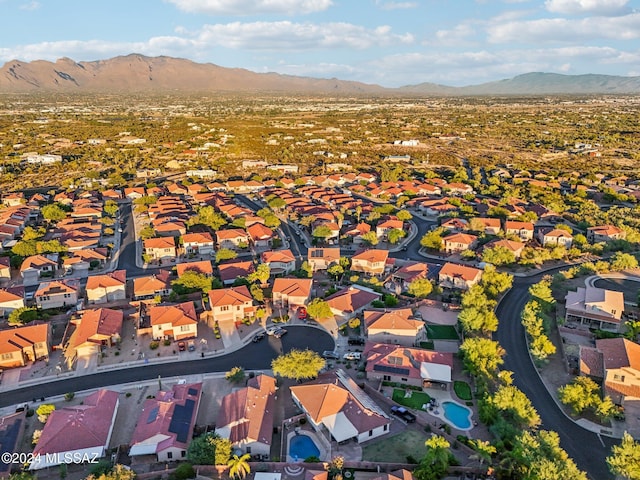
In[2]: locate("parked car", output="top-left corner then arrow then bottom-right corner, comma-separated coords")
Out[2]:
177,341 -> 186,352
348,337 -> 365,346
390,405 -> 417,423
266,326 -> 280,335
322,351 -> 339,360
252,332 -> 266,342
187,341 -> 196,352
343,352 -> 361,361
298,306 -> 307,320
273,328 -> 287,338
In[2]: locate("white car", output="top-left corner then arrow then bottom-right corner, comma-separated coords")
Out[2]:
266,326 -> 280,335
343,352 -> 361,361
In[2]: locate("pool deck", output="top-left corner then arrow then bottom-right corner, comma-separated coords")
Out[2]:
286,429 -> 329,463
422,388 -> 475,432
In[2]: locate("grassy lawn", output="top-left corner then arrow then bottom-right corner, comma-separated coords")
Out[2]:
362,429 -> 429,463
392,388 -> 431,410
454,381 -> 472,401
426,324 -> 459,340
419,340 -> 435,350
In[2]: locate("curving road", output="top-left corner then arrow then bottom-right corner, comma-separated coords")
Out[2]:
0,326 -> 334,409
496,275 -> 616,480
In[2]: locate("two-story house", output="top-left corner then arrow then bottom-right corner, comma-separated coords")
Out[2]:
538,227 -> 573,248
272,278 -> 313,310
565,286 -> 624,331
143,237 -> 177,262
504,221 -> 534,241
208,286 -> 254,324
133,270 -> 173,300
443,233 -> 478,254
261,249 -> 296,275
85,270 -> 127,304
216,229 -> 250,250
0,322 -> 51,369
438,263 -> 482,291
307,248 -> 340,272
586,225 -> 626,244
364,309 -> 425,346
181,232 -> 215,256
149,301 -> 198,341
351,249 -> 389,276
36,280 -> 79,310
246,223 -> 275,249
65,308 -> 124,367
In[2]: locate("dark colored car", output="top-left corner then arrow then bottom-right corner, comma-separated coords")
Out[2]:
348,337 -> 365,346
177,341 -> 186,351
252,333 -> 265,342
390,405 -> 416,423
298,306 -> 307,320
273,328 -> 288,338
322,351 -> 339,360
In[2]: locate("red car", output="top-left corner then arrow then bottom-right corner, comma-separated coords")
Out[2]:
298,306 -> 307,319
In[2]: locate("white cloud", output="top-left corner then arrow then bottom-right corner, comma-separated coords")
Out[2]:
19,1 -> 40,10
195,21 -> 414,50
165,0 -> 332,15
544,0 -> 630,16
374,1 -> 418,10
435,24 -> 476,45
487,12 -> 640,43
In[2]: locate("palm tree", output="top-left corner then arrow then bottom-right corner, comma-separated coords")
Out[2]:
227,453 -> 251,480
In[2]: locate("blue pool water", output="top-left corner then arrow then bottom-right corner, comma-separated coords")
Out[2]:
289,434 -> 320,460
442,401 -> 472,429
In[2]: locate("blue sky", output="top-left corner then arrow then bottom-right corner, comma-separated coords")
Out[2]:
0,0 -> 639,87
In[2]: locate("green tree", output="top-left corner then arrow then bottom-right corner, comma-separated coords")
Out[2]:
225,366 -> 246,383
415,435 -> 452,480
216,248 -> 238,263
607,431 -> 640,480
558,376 -> 602,415
458,307 -> 499,336
460,338 -> 505,381
387,228 -> 406,244
530,334 -> 556,361
227,453 -> 251,480
469,439 -> 496,466
41,203 -> 67,222
528,278 -> 555,312
263,214 -> 281,229
139,225 -> 156,240
610,252 -> 639,271
85,464 -> 136,480
248,263 -> 270,284
327,264 -> 344,280
480,265 -> 513,299
36,404 -> 55,423
482,245 -> 516,266
188,206 -> 227,231
171,270 -> 213,294
103,200 -> 119,217
7,307 -> 39,326
300,260 -> 313,278
186,433 -> 231,465
307,298 -> 333,321
250,283 -> 264,302
360,231 -> 379,246
396,209 -> 412,221
484,385 -> 541,430
312,225 -> 333,240
22,226 -> 45,241
271,349 -> 326,381
407,278 -> 433,298
420,229 -> 444,250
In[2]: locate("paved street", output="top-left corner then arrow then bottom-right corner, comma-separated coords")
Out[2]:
0,325 -> 334,409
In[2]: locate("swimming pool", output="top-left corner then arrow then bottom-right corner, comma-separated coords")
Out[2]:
289,433 -> 321,461
442,401 -> 472,430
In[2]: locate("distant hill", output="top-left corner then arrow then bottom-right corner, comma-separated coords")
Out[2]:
403,72 -> 640,95
1,55 -> 639,95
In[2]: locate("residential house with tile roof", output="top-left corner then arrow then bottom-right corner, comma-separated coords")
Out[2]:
218,261 -> 255,286
326,286 -> 381,321
587,225 -> 626,243
482,238 -> 526,259
375,219 -> 404,240
85,270 -> 127,304
20,254 -> 57,278
144,237 -> 177,262
364,309 -> 425,346
247,223 -> 275,249
505,221 -> 534,241
36,280 -> 79,310
133,270 -> 173,300
208,286 -> 254,324
30,389 -> 119,470
0,287 -> 24,317
365,343 -> 454,389
438,263 -> 482,291
0,322 -> 50,369
175,260 -> 214,277
390,261 -> 432,292
272,278 -> 313,310
351,249 -> 389,276
565,286 -> 624,331
149,301 -> 198,341
290,369 -> 390,444
181,232 -> 215,256
261,249 -> 296,275
538,227 -> 573,248
307,248 -> 340,272
216,229 -> 250,250
130,382 -> 203,462
443,232 -> 478,254
0,256 -> 11,281
216,375 -> 276,458
65,308 -> 123,367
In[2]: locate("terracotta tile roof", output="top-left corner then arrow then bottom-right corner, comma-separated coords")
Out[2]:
272,278 -> 312,298
208,286 -> 253,308
308,248 -> 340,263
543,228 -> 573,238
133,270 -> 172,296
144,237 -> 176,249
218,261 -> 255,283
579,345 -> 604,378
365,343 -> 454,380
20,255 -> 57,272
326,287 -> 381,314
176,261 -> 214,276
35,280 -> 78,297
597,337 -> 640,370
505,220 -> 534,231
150,301 -> 197,327
364,309 -> 423,332
439,263 -> 482,282
261,249 -> 295,264
0,257 -> 10,268
85,270 -> 126,290
443,232 -> 478,245
392,261 -> 429,282
33,389 -> 119,457
352,249 -> 389,263
246,223 -> 274,241
181,232 -> 214,244
373,470 -> 415,480
483,238 -> 525,254
0,322 -> 48,352
216,228 -> 249,241
216,375 -> 276,446
130,383 -> 202,453
67,308 -> 123,351
0,288 -> 23,304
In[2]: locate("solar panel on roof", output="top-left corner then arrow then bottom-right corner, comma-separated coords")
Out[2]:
187,388 -> 198,396
147,406 -> 159,424
311,250 -> 323,257
373,364 -> 410,376
168,399 -> 196,444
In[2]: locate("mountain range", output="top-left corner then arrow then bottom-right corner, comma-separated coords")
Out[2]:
1,54 -> 639,95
